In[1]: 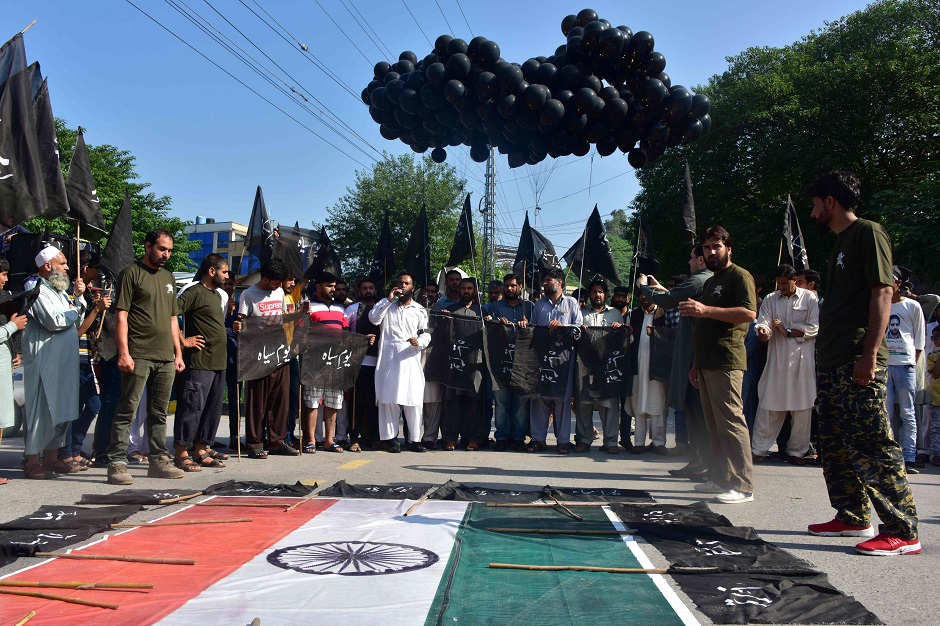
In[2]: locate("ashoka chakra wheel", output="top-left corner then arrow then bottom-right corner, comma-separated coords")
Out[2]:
268,541 -> 439,576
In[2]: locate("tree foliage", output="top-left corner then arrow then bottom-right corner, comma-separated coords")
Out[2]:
629,0 -> 940,288
322,153 -> 466,282
24,119 -> 197,272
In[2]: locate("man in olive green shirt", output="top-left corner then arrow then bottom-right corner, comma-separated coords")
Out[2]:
806,170 -> 920,556
106,229 -> 186,485
173,254 -> 230,472
679,225 -> 757,504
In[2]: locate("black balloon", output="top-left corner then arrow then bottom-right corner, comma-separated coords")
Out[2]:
645,51 -> 666,76
597,27 -> 625,60
582,21 -> 607,52
443,80 -> 466,103
524,83 -> 550,110
606,97 -> 629,125
426,62 -> 447,87
478,41 -> 500,68
631,31 -> 655,56
446,53 -> 471,79
576,8 -> 599,26
689,93 -> 711,118
374,61 -> 391,79
383,71 -> 400,85
434,35 -> 453,55
431,147 -> 447,162
561,14 -> 578,35
498,64 -> 525,94
539,98 -> 565,125
627,147 -> 647,168
574,87 -> 597,115
446,38 -> 469,56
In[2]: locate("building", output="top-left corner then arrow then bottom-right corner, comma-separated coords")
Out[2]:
184,217 -> 250,273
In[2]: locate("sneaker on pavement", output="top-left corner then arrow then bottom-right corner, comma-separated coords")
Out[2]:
694,480 -> 726,493
904,461 -> 920,475
107,463 -> 134,485
147,455 -> 185,479
807,519 -> 875,537
855,533 -> 922,556
713,489 -> 754,504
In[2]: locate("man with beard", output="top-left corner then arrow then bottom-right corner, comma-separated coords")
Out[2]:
369,273 -> 431,452
529,268 -> 583,454
418,283 -> 438,309
487,274 -> 533,451
433,270 -> 462,310
334,278 -> 352,307
638,243 -> 712,479
345,277 -> 379,451
303,272 -> 349,454
172,254 -> 231,472
443,278 -> 487,450
679,225 -> 757,504
576,280 -> 624,453
21,246 -> 92,479
106,229 -> 187,484
806,170 -> 920,556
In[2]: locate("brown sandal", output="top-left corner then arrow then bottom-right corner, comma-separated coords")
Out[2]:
24,463 -> 53,480
194,451 -> 225,467
174,456 -> 203,472
43,459 -> 81,474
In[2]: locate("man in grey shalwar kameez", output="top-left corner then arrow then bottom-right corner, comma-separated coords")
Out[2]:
22,246 -> 88,479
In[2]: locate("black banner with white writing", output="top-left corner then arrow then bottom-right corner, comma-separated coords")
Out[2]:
482,320 -> 518,392
300,324 -> 369,390
510,326 -> 576,398
575,326 -> 631,401
424,313 -> 484,393
236,314 -> 307,382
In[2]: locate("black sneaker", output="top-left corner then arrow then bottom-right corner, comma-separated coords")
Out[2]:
409,442 -> 427,453
380,439 -> 401,453
905,461 -> 920,475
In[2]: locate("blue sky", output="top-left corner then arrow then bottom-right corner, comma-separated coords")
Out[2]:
6,0 -> 872,253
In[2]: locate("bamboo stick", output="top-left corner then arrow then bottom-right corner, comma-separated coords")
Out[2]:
0,588 -> 118,610
404,485 -> 439,517
0,581 -> 153,590
486,502 -> 611,508
549,495 -> 583,521
20,20 -> 37,35
112,518 -> 252,527
14,611 -> 36,626
485,528 -> 636,536
284,496 -> 313,513
158,492 -> 203,504
35,552 -> 195,566
188,501 -> 288,508
489,563 -> 666,574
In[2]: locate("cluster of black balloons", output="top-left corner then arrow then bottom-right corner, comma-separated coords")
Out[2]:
361,8 -> 711,169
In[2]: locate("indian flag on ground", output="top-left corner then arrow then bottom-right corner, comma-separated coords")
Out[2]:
0,496 -> 697,625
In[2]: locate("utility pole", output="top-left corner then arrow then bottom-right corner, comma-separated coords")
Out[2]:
482,146 -> 497,284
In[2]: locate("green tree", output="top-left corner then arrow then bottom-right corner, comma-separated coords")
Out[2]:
24,119 -> 197,272
629,0 -> 940,284
322,153 -> 466,283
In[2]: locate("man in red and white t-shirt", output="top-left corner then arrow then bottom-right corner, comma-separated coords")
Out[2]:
303,272 -> 350,453
235,259 -> 299,459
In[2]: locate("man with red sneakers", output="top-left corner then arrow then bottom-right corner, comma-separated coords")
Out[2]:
807,171 -> 921,556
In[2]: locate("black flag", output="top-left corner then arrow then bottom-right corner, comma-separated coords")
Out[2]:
680,160 -> 696,244
575,326 -> 631,402
405,203 -> 431,288
300,324 -> 370,390
237,185 -> 275,275
632,218 -> 660,277
0,34 -> 45,228
513,212 -> 559,289
100,189 -> 135,282
305,226 -> 342,280
510,326 -> 577,398
447,193 -> 475,267
562,205 -> 621,285
273,221 -> 306,281
29,64 -> 68,219
423,312 -> 485,393
781,195 -> 809,271
65,129 -> 105,233
369,209 -> 394,287
237,313 -> 308,381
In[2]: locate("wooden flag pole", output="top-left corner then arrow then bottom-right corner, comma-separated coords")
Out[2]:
236,382 -> 242,462
75,222 -> 81,281
0,588 -> 118,610
0,581 -> 153,590
14,611 -> 36,626
112,518 -> 251,528
549,495 -> 583,521
403,484 -> 439,517
20,20 -> 37,35
35,552 -> 195,565
189,501 -> 289,509
157,491 -> 203,505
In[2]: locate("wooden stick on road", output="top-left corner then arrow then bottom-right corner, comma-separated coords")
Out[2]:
14,611 -> 36,626
404,484 -> 439,517
158,492 -> 203,505
188,501 -> 289,509
485,528 -> 636,536
486,502 -> 611,508
35,552 -> 195,566
0,588 -> 117,610
0,581 -> 153,590
548,495 -> 583,521
112,518 -> 252,527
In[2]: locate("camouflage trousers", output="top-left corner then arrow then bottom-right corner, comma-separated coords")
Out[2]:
817,364 -> 918,538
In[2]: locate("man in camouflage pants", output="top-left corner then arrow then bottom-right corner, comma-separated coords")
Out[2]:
807,170 -> 920,556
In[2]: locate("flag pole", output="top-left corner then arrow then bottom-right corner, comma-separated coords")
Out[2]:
777,237 -> 783,266
20,20 -> 37,35
629,211 -> 643,302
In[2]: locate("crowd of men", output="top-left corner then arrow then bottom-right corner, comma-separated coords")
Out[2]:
0,170 -> 931,556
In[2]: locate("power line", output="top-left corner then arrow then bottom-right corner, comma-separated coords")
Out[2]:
347,0 -> 396,61
400,0 -> 433,47
122,0 -> 371,168
433,0 -> 456,35
338,0 -> 392,61
243,0 -> 361,102
502,170 -> 634,215
166,0 -> 379,163
453,0 -> 474,37
312,0 -> 375,68
200,0 -> 383,159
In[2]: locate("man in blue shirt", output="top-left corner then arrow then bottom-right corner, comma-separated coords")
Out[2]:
528,269 -> 583,453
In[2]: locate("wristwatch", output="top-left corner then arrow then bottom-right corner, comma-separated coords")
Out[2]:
786,328 -> 792,337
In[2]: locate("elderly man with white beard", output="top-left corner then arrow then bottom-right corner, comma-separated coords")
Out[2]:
22,245 -> 94,479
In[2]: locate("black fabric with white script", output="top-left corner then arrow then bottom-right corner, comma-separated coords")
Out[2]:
300,323 -> 369,390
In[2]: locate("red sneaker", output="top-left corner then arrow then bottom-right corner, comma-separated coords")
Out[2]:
855,533 -> 922,556
808,519 -> 875,537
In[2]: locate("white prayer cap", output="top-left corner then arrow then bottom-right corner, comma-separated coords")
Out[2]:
34,245 -> 62,268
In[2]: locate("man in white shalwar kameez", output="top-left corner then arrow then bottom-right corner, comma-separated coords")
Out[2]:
22,246 -> 88,479
369,273 -> 431,453
751,264 -> 819,463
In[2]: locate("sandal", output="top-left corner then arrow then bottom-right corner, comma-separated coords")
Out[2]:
43,459 -> 81,474
444,441 -> 457,451
326,443 -> 344,453
526,441 -> 547,453
174,456 -> 203,472
24,463 -> 53,480
247,448 -> 269,459
204,449 -> 230,461
194,451 -> 225,468
347,442 -> 361,452
67,459 -> 89,472
302,443 -> 317,454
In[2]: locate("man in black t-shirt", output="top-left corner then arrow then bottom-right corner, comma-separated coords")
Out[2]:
805,170 -> 920,556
